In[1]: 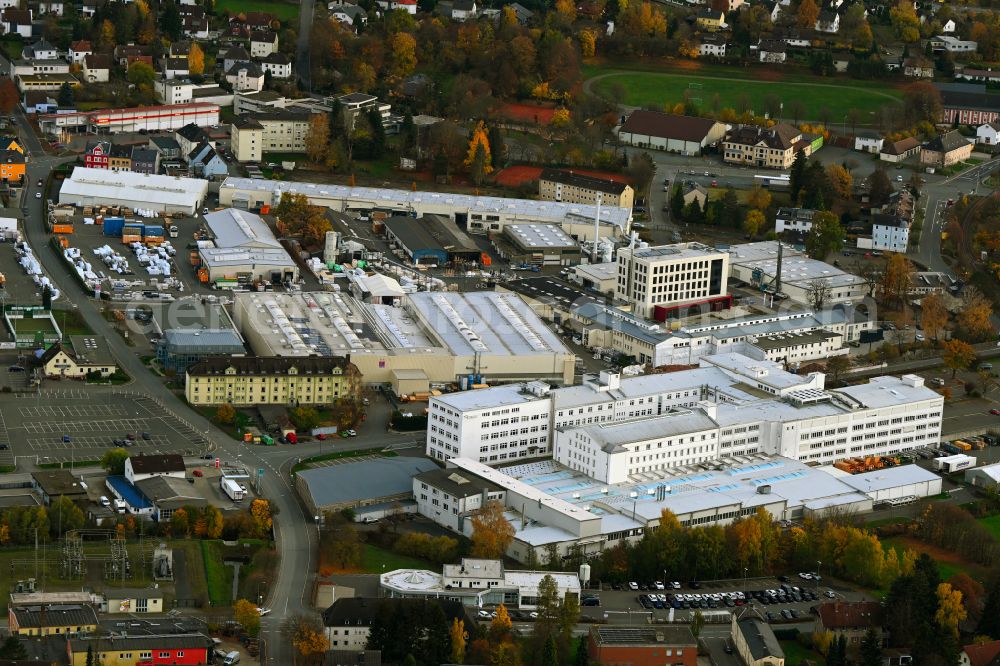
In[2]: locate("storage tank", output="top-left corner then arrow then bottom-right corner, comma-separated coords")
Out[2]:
579,564 -> 591,586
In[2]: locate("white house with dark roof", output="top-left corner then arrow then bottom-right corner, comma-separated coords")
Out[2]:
977,122 -> 1000,146
617,110 -> 728,155
124,454 -> 186,485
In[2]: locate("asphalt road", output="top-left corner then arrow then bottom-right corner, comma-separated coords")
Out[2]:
11,112 -> 318,665
296,0 -> 315,91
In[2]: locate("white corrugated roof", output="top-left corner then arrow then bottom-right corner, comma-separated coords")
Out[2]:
60,167 -> 208,208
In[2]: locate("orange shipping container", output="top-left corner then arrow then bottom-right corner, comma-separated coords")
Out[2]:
122,234 -> 141,243
481,252 -> 492,267
56,236 -> 69,248
51,224 -> 73,234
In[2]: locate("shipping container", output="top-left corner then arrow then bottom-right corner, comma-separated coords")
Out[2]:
121,234 -> 141,244
103,217 -> 125,236
940,442 -> 962,455
51,223 -> 73,234
144,225 -> 165,237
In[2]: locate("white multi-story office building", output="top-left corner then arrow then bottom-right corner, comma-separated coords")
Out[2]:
427,354 -> 823,464
554,373 -> 942,483
615,243 -> 731,320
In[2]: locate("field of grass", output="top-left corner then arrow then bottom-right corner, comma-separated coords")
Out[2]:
201,540 -> 232,606
213,0 -> 298,21
979,515 -> 1000,541
57,309 -> 94,336
360,543 -> 432,573
865,516 -> 913,528
779,639 -> 826,666
590,70 -> 901,121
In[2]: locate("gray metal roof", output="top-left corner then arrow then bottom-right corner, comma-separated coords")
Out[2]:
298,457 -> 438,508
736,618 -> 784,661
204,208 -> 282,249
162,329 -> 245,352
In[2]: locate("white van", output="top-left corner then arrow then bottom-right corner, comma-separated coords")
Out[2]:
100,496 -> 110,507
113,499 -> 126,514
223,651 -> 241,666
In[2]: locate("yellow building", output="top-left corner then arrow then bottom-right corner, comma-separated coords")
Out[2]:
696,7 -> 725,31
538,168 -> 634,209
9,604 -> 98,636
723,123 -> 808,170
185,355 -> 361,406
37,337 -> 117,379
15,73 -> 80,91
68,634 -> 214,666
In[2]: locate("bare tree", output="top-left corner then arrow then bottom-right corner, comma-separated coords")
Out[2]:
807,278 -> 832,310
858,262 -> 881,297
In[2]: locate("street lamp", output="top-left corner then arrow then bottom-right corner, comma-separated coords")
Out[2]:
816,560 -> 822,589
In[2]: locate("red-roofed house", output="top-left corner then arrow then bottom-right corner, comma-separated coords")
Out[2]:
961,641 -> 1000,666
814,602 -> 884,646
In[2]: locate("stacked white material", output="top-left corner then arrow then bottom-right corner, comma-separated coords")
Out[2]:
93,245 -> 130,274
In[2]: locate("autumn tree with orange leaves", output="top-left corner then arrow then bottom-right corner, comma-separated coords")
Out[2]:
471,500 -> 514,559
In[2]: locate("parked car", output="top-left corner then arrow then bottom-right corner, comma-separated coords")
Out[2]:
193,469 -> 203,477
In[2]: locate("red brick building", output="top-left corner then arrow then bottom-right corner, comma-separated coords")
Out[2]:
83,140 -> 109,169
588,626 -> 697,666
67,633 -> 213,666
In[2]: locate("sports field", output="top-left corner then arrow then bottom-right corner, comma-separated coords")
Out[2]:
589,70 -> 903,121
214,0 -> 298,21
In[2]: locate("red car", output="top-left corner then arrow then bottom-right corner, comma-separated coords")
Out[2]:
193,469 -> 203,477
316,434 -> 326,440
990,409 -> 1000,416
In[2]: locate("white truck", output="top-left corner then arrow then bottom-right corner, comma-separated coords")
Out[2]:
221,478 -> 244,502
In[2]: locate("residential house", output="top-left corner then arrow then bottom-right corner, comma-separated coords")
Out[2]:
84,140 -> 110,169
977,121 -> 1000,145
2,8 -> 33,38
323,598 -> 474,650
758,39 -> 787,63
960,640 -> 1000,666
114,44 -> 152,68
230,110 -> 313,162
108,143 -> 131,171
920,130 -> 972,167
814,601 -> 883,646
187,142 -> 228,178
9,604 -> 99,637
81,53 -> 111,83
538,168 -> 634,208
682,183 -> 708,209
617,110 -> 728,155
36,0 -> 65,15
130,147 -> 158,174
815,9 -> 839,32
732,617 -> 784,666
182,11 -> 209,38
260,52 -> 292,79
833,54 -> 854,73
724,0 -> 744,9
22,90 -> 57,113
162,56 -> 189,79
149,136 -> 181,160
67,634 -> 213,666
696,7 -> 725,31
169,41 -> 191,58
451,0 -> 477,21
222,45 -> 251,72
879,136 -> 921,162
854,132 -> 884,154
503,2 -> 533,23
333,92 -> 392,130
955,67 -> 1000,84
871,213 -> 910,253
250,29 -> 278,57
723,123 -> 810,169
930,35 -> 977,53
37,337 -> 117,378
942,18 -> 956,33
329,3 -> 367,26
228,11 -> 276,37
775,207 -> 816,234
124,454 -> 186,485
903,57 -> 934,79
12,58 -> 69,77
23,40 -> 57,60
225,61 -> 265,93
67,40 -> 91,64
175,123 -> 212,157
374,0 -> 416,13
699,33 -> 726,57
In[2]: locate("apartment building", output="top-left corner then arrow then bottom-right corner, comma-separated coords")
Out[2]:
538,168 -> 634,209
332,92 -> 391,131
774,207 -> 815,234
230,110 -> 312,163
723,123 -> 809,169
615,243 -> 730,320
554,373 -> 942,483
426,354 -> 823,464
185,355 -> 360,406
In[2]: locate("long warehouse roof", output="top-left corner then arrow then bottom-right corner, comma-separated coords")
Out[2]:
60,167 -> 208,207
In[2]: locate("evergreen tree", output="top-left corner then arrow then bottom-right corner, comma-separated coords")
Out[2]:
978,578 -> 1000,638
541,635 -> 559,666
669,182 -> 684,220
859,628 -> 882,666
721,188 -> 740,228
487,125 -> 505,170
790,150 -> 807,203
57,82 -> 74,107
160,1 -> 182,41
575,635 -> 590,666
418,602 -> 451,666
86,644 -> 95,666
366,108 -> 386,159
0,636 -> 27,660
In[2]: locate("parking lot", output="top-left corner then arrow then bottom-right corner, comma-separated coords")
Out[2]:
0,388 -> 212,463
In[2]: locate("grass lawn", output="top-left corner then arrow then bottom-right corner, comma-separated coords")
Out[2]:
866,516 -> 913,528
360,543 -> 432,573
214,0 -> 298,21
11,317 -> 57,333
0,39 -> 21,61
882,536 -> 982,583
201,540 -> 232,606
779,640 -> 825,666
56,309 -> 94,336
590,70 -> 901,121
979,515 -> 1000,541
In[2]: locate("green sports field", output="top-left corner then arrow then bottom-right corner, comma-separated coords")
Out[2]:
590,70 -> 903,121
214,0 -> 299,21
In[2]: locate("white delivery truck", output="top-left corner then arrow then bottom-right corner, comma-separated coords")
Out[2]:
221,478 -> 244,501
